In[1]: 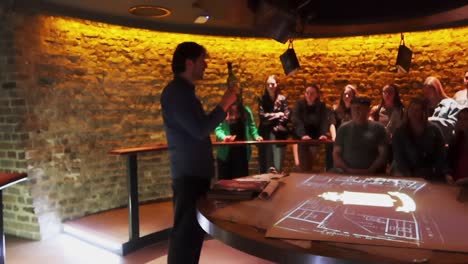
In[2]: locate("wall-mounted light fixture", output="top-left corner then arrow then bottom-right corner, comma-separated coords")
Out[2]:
191,2 -> 211,24
128,5 -> 172,18
395,33 -> 412,73
280,39 -> 300,76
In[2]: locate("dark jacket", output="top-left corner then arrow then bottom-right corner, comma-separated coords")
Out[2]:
215,105 -> 260,161
292,100 -> 329,139
258,94 -> 290,139
392,122 -> 446,180
161,76 -> 226,180
447,131 -> 468,180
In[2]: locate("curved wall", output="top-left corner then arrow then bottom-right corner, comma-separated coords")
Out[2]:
0,13 -> 466,239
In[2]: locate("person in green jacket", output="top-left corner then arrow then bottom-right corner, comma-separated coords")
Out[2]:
215,101 -> 263,179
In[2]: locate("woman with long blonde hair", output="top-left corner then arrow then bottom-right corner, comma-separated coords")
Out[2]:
423,76 -> 460,144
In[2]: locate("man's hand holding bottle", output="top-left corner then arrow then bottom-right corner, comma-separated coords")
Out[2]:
219,62 -> 239,112
220,86 -> 238,112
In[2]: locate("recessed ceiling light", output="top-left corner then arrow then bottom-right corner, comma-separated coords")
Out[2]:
128,5 -> 171,18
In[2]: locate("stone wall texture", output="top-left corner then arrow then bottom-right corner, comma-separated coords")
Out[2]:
0,13 -> 467,239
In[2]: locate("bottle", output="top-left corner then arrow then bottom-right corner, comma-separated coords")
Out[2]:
227,62 -> 242,104
226,62 -> 237,88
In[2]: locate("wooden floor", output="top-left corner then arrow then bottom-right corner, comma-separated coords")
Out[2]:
5,201 -> 273,264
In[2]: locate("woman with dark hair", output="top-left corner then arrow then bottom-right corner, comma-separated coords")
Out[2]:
391,98 -> 446,180
369,84 -> 404,171
258,74 -> 290,173
292,85 -> 330,172
331,84 -> 358,131
215,101 -> 263,179
446,107 -> 468,184
325,84 -> 357,170
369,84 -> 405,136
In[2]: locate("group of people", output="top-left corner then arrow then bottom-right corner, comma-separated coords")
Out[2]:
215,70 -> 468,185
215,74 -> 291,178
161,41 -> 468,263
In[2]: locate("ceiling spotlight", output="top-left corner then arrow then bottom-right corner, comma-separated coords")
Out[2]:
194,14 -> 210,24
128,5 -> 171,18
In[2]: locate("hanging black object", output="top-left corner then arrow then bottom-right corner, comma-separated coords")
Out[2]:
280,39 -> 300,76
395,33 -> 412,73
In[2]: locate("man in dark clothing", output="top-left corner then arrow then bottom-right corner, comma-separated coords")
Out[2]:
161,42 -> 237,264
333,97 -> 388,175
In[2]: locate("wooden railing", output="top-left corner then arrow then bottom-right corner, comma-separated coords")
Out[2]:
109,139 -> 332,155
0,172 -> 28,264
108,139 -> 332,255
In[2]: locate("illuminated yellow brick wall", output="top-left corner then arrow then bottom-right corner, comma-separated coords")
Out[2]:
1,13 -> 466,239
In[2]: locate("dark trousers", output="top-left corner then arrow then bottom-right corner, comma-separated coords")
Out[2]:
298,145 -> 318,172
168,177 -> 210,264
217,146 -> 249,179
258,144 -> 270,173
325,142 -> 334,171
258,131 -> 285,173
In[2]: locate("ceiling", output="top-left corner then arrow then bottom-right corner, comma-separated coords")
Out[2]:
10,0 -> 468,40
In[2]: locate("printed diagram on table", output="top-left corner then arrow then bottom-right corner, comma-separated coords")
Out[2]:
269,175 -> 445,249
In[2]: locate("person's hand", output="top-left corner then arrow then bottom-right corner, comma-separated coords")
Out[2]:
455,177 -> 468,186
446,174 -> 455,184
268,112 -> 283,120
255,136 -> 263,141
318,135 -> 328,141
219,86 -> 238,112
301,135 -> 312,140
223,135 -> 237,142
227,79 -> 240,91
273,125 -> 287,132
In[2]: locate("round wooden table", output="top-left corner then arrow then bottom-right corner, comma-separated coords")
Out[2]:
197,173 -> 468,264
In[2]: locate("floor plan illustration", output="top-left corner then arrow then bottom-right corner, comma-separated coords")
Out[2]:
300,175 -> 427,193
273,198 -> 427,245
266,174 -> 466,251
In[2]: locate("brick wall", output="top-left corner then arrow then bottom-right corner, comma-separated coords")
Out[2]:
1,13 -> 466,239
0,14 -> 41,239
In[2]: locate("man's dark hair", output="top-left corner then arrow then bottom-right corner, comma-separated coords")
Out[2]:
351,96 -> 371,106
171,42 -> 206,74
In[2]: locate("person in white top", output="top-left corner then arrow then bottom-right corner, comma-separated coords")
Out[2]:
453,70 -> 468,106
